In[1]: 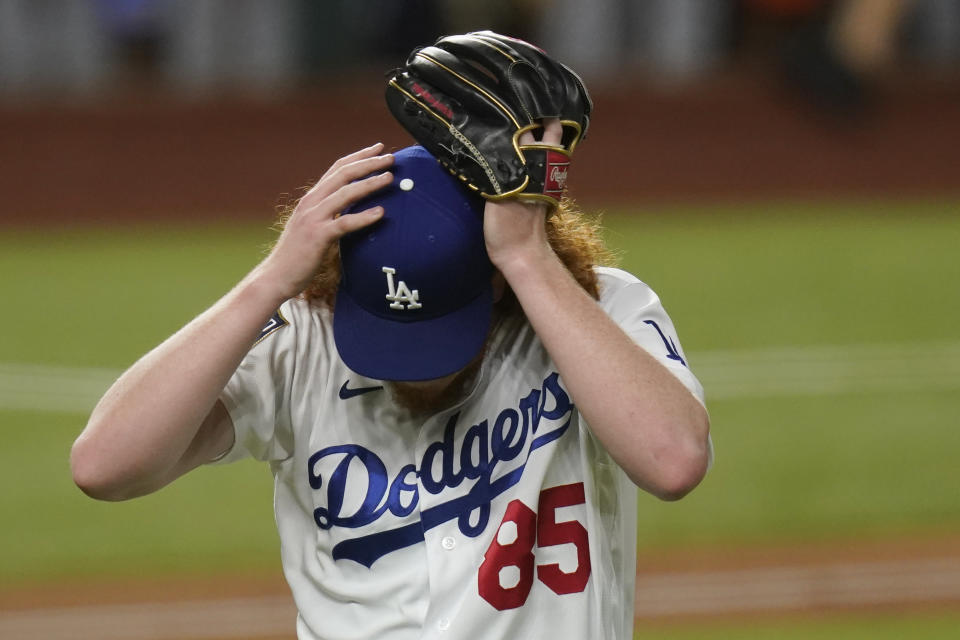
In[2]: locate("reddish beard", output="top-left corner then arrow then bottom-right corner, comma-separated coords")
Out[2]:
386,355 -> 484,415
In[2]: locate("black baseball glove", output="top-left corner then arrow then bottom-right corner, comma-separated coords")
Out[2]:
385,31 -> 592,207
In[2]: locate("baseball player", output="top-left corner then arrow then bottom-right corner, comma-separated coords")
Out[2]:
71,33 -> 710,640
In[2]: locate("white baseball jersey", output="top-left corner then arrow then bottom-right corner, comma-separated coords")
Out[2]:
217,266 -> 705,640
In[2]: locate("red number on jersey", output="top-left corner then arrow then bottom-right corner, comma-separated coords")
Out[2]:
478,500 -> 537,610
537,482 -> 591,594
478,482 -> 591,610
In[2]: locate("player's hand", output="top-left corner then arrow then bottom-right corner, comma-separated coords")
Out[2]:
483,118 -> 563,273
256,143 -> 394,299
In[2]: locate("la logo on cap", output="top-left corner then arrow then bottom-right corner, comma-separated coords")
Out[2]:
382,266 -> 421,310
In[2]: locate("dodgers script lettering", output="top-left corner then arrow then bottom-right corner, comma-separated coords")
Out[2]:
307,372 -> 574,568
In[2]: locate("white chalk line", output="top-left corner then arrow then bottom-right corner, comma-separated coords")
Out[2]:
693,341 -> 960,400
0,362 -> 120,414
1,341 -> 959,415
3,556 -> 960,639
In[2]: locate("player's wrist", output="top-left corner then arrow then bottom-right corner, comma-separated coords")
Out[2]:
492,241 -> 560,290
241,260 -> 304,309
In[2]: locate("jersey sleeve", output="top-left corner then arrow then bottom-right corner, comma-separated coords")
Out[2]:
595,267 -> 713,467
214,303 -> 297,464
596,267 -> 705,406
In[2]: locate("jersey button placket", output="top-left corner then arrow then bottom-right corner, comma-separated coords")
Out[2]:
414,413 -> 459,636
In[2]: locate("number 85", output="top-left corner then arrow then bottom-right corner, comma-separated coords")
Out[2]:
478,482 -> 591,610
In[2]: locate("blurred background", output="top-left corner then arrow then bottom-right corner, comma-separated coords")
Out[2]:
1,1 -> 959,639
1,0 -> 959,224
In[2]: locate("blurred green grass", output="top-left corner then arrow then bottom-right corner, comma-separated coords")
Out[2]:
1,201 -> 958,586
1,410 -> 278,583
604,201 -> 960,549
0,224 -> 274,367
604,200 -> 960,349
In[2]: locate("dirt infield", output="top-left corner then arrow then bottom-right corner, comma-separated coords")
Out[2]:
3,533 -> 960,639
1,70 -> 958,229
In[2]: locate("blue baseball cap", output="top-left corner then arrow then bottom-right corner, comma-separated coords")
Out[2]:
333,145 -> 493,382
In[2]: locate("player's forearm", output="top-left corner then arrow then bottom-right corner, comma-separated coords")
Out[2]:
500,250 -> 710,500
70,269 -> 286,500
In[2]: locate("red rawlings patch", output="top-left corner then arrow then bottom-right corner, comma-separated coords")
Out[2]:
411,82 -> 454,120
543,150 -> 570,196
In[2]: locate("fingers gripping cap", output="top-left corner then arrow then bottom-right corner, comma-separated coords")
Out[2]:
334,145 -> 493,381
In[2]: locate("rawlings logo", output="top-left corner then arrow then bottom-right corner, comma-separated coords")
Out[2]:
307,372 -> 574,568
549,165 -> 568,189
544,150 -> 570,195
412,82 -> 454,120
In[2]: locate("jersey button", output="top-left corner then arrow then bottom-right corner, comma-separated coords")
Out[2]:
441,536 -> 456,550
437,617 -> 451,631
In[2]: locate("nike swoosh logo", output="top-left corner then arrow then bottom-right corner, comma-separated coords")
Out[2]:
338,380 -> 384,400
